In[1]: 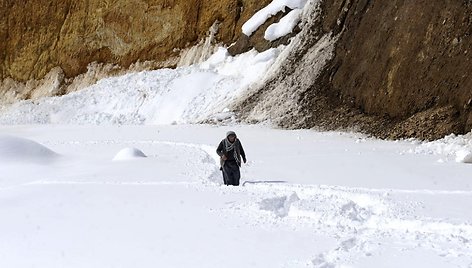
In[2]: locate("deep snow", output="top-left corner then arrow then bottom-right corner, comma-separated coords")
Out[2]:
0,125 -> 471,268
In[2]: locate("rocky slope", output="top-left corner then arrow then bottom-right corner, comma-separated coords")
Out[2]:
237,0 -> 472,140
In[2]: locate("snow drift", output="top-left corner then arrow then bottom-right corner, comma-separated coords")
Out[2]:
0,135 -> 58,163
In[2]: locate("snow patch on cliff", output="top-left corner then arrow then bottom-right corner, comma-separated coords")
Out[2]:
242,0 -> 308,36
264,9 -> 303,41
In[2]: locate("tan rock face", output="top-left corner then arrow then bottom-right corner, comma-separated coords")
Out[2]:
0,0 -> 271,82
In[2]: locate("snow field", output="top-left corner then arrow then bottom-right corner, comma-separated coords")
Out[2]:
0,125 -> 471,267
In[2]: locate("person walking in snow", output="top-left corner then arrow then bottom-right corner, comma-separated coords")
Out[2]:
216,131 -> 246,186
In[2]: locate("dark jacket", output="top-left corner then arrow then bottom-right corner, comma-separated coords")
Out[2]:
216,138 -> 246,167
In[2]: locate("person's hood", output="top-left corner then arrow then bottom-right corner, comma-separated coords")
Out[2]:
226,131 -> 236,138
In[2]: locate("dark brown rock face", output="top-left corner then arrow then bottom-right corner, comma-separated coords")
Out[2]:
315,0 -> 472,139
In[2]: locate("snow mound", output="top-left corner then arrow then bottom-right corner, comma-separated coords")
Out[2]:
112,147 -> 147,161
0,135 -> 58,163
455,150 -> 472,163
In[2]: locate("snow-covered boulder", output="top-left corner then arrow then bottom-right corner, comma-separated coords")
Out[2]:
455,150 -> 472,163
112,147 -> 147,161
0,135 -> 58,163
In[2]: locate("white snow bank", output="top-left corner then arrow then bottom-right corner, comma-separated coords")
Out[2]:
264,9 -> 303,41
113,147 -> 147,161
242,0 -> 308,36
413,131 -> 472,163
0,135 -> 58,163
0,47 -> 280,125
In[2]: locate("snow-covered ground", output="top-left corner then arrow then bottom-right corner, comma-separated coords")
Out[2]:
1,0 -> 472,266
1,125 -> 472,268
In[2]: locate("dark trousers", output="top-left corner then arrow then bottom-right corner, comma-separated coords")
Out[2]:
222,160 -> 241,186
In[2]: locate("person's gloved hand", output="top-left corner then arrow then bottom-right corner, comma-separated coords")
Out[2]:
243,158 -> 247,164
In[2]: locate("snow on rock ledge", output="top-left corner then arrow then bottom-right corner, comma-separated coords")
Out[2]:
0,135 -> 59,163
113,148 -> 147,161
242,0 -> 308,37
264,9 -> 303,41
